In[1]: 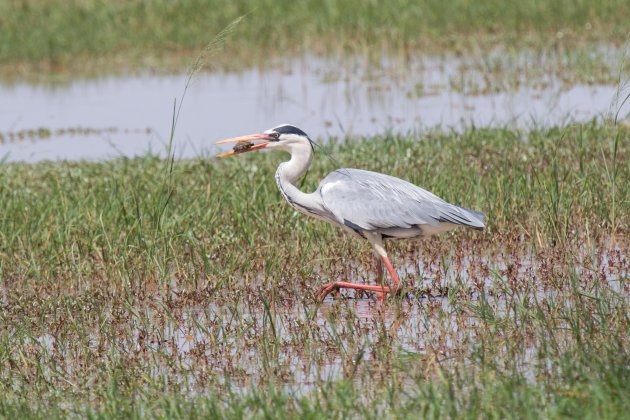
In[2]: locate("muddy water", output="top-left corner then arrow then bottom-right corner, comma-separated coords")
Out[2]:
1,56 -> 626,162
24,240 -> 627,394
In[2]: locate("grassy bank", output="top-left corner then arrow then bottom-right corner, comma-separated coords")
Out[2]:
0,122 -> 628,416
1,0 -> 630,79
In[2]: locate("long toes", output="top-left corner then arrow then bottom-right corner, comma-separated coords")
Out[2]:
317,289 -> 331,301
316,284 -> 329,301
316,289 -> 327,301
317,283 -> 338,301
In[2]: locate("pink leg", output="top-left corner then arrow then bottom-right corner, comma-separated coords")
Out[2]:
317,255 -> 401,301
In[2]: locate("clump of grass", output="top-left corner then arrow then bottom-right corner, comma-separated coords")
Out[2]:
0,122 -> 628,416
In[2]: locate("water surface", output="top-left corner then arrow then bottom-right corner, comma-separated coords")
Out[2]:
1,56 -> 626,162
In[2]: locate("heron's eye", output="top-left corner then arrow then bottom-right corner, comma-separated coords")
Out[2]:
271,132 -> 280,140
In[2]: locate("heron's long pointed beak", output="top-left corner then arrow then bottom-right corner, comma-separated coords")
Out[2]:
215,133 -> 274,157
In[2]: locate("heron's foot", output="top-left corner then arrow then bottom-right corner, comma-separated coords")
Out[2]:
376,283 -> 404,300
317,281 -> 395,302
316,282 -> 342,301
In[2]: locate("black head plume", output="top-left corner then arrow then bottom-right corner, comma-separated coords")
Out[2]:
271,124 -> 310,138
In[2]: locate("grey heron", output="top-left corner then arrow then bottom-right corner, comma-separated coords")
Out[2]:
217,124 -> 485,301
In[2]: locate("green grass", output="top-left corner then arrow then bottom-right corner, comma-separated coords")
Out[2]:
1,0 -> 630,79
0,122 -> 628,417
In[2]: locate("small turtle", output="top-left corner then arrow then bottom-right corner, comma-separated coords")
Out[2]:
233,141 -> 254,152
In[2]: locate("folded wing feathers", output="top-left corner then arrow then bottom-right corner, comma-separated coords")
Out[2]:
319,169 -> 486,231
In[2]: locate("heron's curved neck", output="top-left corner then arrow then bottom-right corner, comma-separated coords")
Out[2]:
278,144 -> 312,185
275,144 -> 320,212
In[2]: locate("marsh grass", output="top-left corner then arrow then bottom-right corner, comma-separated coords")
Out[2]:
0,123 -> 628,417
1,0 -> 630,80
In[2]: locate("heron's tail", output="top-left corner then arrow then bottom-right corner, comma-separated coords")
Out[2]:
437,203 -> 486,231
458,206 -> 486,230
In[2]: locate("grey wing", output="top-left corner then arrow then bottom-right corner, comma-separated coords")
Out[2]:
318,168 -> 485,232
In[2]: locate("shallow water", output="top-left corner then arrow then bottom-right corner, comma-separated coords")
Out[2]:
20,239 -> 627,394
1,56 -> 627,162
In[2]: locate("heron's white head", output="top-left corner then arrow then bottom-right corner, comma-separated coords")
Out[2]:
216,124 -> 313,157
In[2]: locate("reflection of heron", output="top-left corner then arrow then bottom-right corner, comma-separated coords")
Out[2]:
217,124 -> 485,301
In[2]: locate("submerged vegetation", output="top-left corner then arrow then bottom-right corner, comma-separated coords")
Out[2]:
0,123 -> 628,416
1,0 -> 630,79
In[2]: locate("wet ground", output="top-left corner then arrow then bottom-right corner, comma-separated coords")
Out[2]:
1,56 -> 627,162
15,237 -> 627,394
